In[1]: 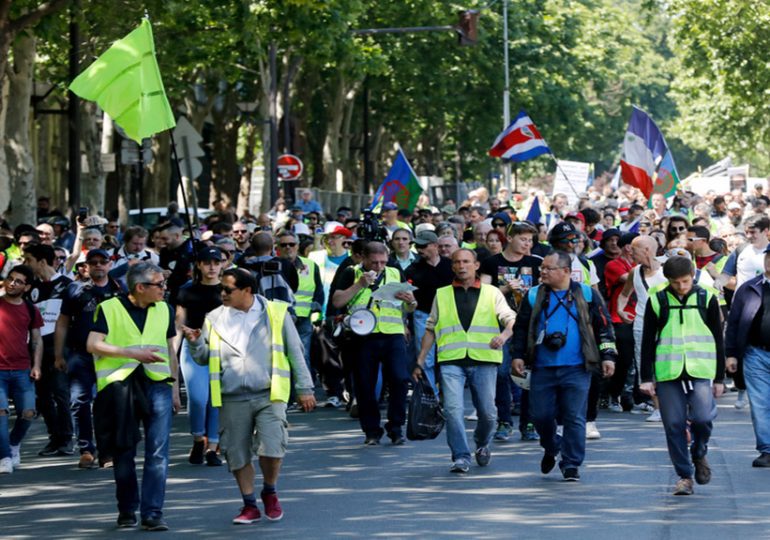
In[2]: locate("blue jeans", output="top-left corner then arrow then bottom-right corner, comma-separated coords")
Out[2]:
351,334 -> 409,438
180,341 -> 219,443
113,382 -> 172,520
413,310 -> 437,392
0,369 -> 36,459
743,346 -> 770,454
440,363 -> 497,463
656,379 -> 716,479
495,343 -> 514,425
68,351 -> 97,454
529,365 -> 591,469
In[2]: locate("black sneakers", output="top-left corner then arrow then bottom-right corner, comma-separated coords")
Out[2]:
752,453 -> 770,467
562,467 -> 580,482
116,512 -> 137,528
541,453 -> 556,474
693,456 -> 711,485
188,440 -> 205,465
205,450 -> 223,466
141,517 -> 169,531
475,446 -> 491,467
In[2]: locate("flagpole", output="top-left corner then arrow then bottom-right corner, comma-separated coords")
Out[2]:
502,0 -> 511,193
169,130 -> 198,244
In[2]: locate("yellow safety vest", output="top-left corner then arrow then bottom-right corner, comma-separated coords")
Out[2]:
94,297 -> 171,392
350,266 -> 405,334
434,284 -> 503,364
207,300 -> 292,406
294,256 -> 316,318
649,286 -> 717,382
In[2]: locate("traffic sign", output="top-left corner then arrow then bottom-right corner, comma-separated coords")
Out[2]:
277,154 -> 303,181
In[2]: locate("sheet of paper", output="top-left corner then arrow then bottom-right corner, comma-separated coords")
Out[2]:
371,282 -> 417,302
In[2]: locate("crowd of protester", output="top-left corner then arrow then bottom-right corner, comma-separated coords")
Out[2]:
1,178 -> 769,526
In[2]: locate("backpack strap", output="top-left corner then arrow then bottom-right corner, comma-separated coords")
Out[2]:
655,289 -> 669,335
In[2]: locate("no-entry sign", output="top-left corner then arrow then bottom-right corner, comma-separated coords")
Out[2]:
277,154 -> 303,181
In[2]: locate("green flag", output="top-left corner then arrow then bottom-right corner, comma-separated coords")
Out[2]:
69,19 -> 176,143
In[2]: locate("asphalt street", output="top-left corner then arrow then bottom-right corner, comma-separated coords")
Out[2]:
1,390 -> 769,539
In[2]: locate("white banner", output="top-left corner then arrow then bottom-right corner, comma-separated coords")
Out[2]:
552,160 -> 590,206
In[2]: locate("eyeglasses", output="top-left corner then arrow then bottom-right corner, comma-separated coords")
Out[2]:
541,266 -> 569,272
221,285 -> 238,295
142,281 -> 166,289
279,243 -> 297,248
6,278 -> 27,286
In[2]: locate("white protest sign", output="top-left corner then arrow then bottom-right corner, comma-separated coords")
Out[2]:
552,160 -> 590,206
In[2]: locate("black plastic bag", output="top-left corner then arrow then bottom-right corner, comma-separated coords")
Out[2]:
406,378 -> 445,441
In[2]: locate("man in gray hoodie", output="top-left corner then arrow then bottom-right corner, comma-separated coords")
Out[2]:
184,268 -> 315,526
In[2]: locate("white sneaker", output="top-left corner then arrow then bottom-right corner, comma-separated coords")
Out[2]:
10,444 -> 20,467
735,390 -> 748,409
324,396 -> 342,408
0,457 -> 12,474
464,409 -> 478,421
646,409 -> 662,422
585,421 -> 601,440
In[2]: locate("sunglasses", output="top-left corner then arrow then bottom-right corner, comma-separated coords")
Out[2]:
221,285 -> 238,295
669,226 -> 686,232
279,243 -> 297,248
342,241 -> 352,247
492,222 -> 506,228
142,280 -> 166,288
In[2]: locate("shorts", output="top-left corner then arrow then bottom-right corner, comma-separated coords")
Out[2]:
0,369 -> 36,414
219,392 -> 288,471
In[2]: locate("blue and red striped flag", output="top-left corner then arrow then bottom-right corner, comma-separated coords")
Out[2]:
489,110 -> 551,162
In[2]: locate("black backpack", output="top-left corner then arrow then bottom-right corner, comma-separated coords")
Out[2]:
654,286 -> 709,334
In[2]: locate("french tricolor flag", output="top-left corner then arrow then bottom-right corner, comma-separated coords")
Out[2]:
489,110 -> 551,162
619,106 -> 669,198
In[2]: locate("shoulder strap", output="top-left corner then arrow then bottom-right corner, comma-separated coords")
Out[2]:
696,287 -> 709,325
578,255 -> 590,271
655,289 -> 669,334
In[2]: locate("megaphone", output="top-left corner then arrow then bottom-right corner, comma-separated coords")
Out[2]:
335,308 -> 377,337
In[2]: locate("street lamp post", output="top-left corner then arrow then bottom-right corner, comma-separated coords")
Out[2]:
502,0 -> 512,194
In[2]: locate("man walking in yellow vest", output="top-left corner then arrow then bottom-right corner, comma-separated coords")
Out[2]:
412,249 -> 516,473
86,262 -> 181,531
183,268 -> 315,525
640,256 -> 725,496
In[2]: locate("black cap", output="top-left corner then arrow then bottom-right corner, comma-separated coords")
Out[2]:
600,228 -> 621,246
619,232 -> 639,248
85,248 -> 111,261
547,222 -> 577,244
197,247 -> 224,262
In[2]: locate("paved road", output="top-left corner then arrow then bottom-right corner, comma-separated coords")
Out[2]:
2,390 -> 770,539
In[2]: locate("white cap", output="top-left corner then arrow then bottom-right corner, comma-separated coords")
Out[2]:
293,223 -> 311,236
323,221 -> 344,234
414,223 -> 436,235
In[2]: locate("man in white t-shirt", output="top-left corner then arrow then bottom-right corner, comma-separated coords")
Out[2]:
719,215 -> 769,291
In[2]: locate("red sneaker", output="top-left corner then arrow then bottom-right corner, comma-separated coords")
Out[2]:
261,492 -> 284,521
232,505 -> 261,524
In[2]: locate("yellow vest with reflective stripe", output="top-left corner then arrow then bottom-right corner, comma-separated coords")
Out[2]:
350,266 -> 404,334
434,284 -> 503,364
207,300 -> 292,406
94,297 -> 171,392
294,256 -> 316,318
649,287 -> 717,382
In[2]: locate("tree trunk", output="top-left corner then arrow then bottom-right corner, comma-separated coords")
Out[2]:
0,68 -> 9,218
147,132 -> 171,208
209,91 -> 241,207
5,32 -> 36,226
79,102 -> 106,215
237,122 -> 258,216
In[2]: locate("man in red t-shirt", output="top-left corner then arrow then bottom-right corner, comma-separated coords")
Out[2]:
0,265 -> 43,474
604,232 -> 638,412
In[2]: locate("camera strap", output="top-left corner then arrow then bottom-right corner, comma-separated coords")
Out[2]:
542,289 -> 578,341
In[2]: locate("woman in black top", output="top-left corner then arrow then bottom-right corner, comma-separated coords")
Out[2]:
176,247 -> 225,466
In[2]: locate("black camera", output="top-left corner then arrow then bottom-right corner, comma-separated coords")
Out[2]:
261,260 -> 281,275
359,210 -> 388,242
543,332 -> 567,351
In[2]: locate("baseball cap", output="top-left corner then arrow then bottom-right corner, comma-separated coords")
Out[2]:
547,222 -> 578,243
414,231 -> 439,246
565,212 -> 586,226
293,223 -> 311,236
381,202 -> 399,212
414,223 -> 436,236
85,248 -> 111,261
618,232 -> 639,248
197,247 -> 223,262
599,228 -> 621,246
728,201 -> 742,210
327,225 -> 352,238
